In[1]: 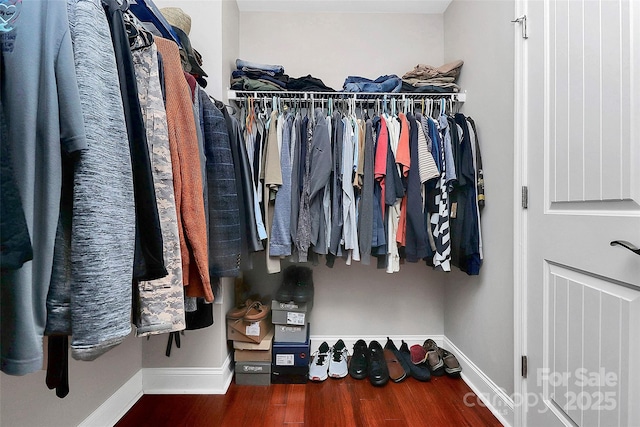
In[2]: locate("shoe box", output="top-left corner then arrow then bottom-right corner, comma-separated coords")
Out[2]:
274,323 -> 309,343
272,326 -> 310,367
271,325 -> 310,384
271,366 -> 308,384
226,314 -> 272,344
234,361 -> 271,386
270,299 -> 312,326
233,328 -> 274,362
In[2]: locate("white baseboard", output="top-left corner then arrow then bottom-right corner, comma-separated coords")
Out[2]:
78,370 -> 143,427
142,354 -> 234,394
443,337 -> 514,427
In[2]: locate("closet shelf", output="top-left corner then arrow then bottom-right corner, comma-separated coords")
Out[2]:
227,90 -> 467,103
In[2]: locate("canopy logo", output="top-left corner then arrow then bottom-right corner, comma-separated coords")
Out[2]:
0,0 -> 21,33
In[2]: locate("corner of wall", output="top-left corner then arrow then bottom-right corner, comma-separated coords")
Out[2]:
442,0 -> 516,398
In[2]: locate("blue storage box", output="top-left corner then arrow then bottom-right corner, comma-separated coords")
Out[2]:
272,325 -> 310,367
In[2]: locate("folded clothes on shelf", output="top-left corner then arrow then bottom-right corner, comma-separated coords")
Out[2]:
343,74 -> 403,93
401,60 -> 464,93
235,58 -> 285,75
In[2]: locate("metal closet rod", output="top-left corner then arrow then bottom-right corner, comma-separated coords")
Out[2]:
227,90 -> 467,103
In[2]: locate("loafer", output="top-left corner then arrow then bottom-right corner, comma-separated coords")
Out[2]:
384,338 -> 409,382
384,349 -> 406,382
399,341 -> 430,381
349,339 -> 368,380
439,348 -> 462,377
367,340 -> 389,387
423,339 -> 445,375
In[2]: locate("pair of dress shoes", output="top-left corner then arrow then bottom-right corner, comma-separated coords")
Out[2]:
349,340 -> 390,386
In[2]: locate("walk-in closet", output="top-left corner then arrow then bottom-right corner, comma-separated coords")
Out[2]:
1,0 -> 638,426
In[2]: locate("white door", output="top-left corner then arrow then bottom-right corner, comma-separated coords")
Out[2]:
524,0 -> 640,426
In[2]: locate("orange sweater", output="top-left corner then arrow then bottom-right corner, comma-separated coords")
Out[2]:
155,37 -> 213,302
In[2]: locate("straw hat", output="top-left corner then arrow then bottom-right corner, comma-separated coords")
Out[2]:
160,7 -> 191,36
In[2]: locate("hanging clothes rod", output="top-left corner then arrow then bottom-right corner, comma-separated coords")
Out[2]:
227,90 -> 467,103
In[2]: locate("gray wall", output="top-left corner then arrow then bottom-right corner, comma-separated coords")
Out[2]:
239,11 -> 444,91
0,335 -> 141,427
443,0 -> 515,395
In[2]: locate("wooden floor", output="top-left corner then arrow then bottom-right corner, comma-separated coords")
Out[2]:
116,374 -> 501,427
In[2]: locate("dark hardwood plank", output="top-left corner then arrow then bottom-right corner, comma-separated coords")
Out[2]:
116,375 -> 502,427
283,384 -> 306,423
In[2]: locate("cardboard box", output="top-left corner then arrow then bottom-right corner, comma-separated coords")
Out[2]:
233,328 -> 273,362
235,372 -> 270,386
226,315 -> 271,344
235,348 -> 272,362
234,361 -> 271,385
271,365 -> 308,384
274,323 -> 308,343
270,300 -> 313,326
235,361 -> 271,374
233,328 -> 274,350
272,331 -> 310,367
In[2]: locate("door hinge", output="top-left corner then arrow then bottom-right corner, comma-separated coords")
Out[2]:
522,186 -> 528,209
521,355 -> 528,378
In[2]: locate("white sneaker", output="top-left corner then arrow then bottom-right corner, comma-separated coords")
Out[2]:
309,341 -> 330,381
328,339 -> 349,378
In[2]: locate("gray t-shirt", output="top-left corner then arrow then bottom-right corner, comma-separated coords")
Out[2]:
0,0 -> 87,375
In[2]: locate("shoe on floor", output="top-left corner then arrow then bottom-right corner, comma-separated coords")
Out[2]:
399,341 -> 430,382
384,349 -> 407,383
328,339 -> 348,378
367,340 -> 389,387
384,338 -> 412,376
349,339 -> 368,380
383,338 -> 408,382
410,344 -> 427,364
439,348 -> 462,377
423,339 -> 445,373
309,341 -> 330,382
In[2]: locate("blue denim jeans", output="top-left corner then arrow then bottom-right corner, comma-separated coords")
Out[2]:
235,58 -> 284,74
343,75 -> 402,93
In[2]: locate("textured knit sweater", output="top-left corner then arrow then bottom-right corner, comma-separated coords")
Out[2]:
46,0 -> 136,362
156,37 -> 212,302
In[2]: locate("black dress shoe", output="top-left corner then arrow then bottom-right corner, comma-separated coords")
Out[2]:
367,340 -> 389,386
349,339 -> 368,380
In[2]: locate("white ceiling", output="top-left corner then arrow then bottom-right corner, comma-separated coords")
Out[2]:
235,0 -> 453,15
